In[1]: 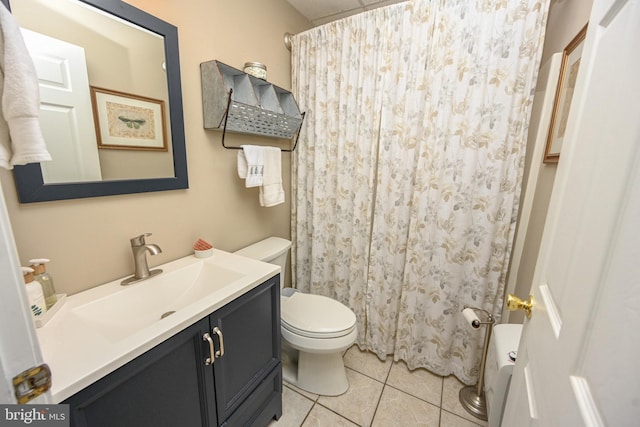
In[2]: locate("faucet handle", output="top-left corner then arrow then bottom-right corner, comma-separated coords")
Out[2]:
130,233 -> 152,246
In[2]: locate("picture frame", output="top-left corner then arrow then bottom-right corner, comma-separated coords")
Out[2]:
90,87 -> 168,151
543,24 -> 588,163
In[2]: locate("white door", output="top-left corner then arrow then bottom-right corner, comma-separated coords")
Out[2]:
20,28 -> 102,183
0,186 -> 51,404
502,0 -> 640,426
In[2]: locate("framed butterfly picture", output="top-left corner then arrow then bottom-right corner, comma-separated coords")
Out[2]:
543,24 -> 587,163
90,87 -> 168,151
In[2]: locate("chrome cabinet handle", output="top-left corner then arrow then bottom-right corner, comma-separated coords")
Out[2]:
203,333 -> 215,365
213,327 -> 225,358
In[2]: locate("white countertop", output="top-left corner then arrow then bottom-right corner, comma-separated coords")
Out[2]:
36,250 -> 279,402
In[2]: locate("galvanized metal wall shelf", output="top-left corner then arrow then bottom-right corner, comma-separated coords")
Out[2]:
200,60 -> 304,151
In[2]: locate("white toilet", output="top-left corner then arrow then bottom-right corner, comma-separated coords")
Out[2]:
235,237 -> 358,396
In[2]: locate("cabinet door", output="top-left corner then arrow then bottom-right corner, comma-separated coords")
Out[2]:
64,318 -> 216,427
211,276 -> 281,425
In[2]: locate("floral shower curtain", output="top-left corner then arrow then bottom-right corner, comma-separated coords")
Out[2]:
291,0 -> 548,384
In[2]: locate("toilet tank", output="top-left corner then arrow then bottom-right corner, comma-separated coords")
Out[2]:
234,237 -> 292,287
484,324 -> 523,427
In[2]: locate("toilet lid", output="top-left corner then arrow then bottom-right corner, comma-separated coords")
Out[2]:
281,293 -> 356,339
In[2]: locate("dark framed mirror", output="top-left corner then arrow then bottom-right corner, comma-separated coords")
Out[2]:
2,0 -> 188,202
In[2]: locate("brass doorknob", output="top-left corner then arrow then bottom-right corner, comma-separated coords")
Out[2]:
506,294 -> 534,318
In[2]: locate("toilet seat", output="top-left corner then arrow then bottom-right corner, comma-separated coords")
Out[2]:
281,292 -> 356,339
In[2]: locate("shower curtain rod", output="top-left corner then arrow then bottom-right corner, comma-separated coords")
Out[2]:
284,32 -> 294,51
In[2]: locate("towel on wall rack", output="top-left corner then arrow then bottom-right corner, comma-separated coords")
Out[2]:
237,145 -> 264,187
237,145 -> 284,207
259,146 -> 284,207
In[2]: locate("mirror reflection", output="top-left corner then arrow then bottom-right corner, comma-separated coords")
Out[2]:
12,0 -> 175,183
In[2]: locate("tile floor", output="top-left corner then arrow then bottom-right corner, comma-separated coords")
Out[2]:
269,345 -> 489,427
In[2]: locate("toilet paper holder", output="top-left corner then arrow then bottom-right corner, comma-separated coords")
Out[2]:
462,306 -> 493,328
459,306 -> 496,421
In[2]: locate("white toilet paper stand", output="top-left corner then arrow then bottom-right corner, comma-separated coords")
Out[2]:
459,306 -> 495,421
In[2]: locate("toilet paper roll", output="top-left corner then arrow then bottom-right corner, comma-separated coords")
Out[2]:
462,308 -> 481,328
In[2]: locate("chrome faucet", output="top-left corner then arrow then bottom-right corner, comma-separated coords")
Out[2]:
121,233 -> 163,286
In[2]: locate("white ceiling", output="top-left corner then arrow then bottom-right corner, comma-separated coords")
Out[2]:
285,0 -> 407,26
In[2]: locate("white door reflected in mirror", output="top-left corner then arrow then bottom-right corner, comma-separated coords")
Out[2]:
21,28 -> 102,184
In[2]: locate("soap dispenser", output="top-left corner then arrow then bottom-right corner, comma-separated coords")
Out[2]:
22,267 -> 47,318
29,258 -> 57,309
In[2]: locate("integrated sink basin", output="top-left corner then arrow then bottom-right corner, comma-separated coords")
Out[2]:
35,249 -> 280,402
72,260 -> 244,342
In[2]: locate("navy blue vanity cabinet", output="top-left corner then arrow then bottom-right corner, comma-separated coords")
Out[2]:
63,318 -> 216,426
213,275 -> 282,426
64,275 -> 282,427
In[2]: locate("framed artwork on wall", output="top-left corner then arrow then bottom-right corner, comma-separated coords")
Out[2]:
543,24 -> 588,163
91,87 -> 168,151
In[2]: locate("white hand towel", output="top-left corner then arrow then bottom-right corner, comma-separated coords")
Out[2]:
0,3 -> 51,170
259,147 -> 284,207
237,150 -> 248,178
238,145 -> 264,188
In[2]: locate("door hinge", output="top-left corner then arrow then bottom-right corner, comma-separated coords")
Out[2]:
12,364 -> 52,404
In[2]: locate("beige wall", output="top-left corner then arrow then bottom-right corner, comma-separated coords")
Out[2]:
0,0 -> 310,296
507,0 -> 593,323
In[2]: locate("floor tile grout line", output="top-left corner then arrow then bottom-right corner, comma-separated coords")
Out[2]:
440,408 -> 486,427
350,354 -> 445,410
383,382 -> 443,410
336,366 -> 387,426
284,383 -> 320,402
371,359 -> 393,425
343,365 -> 390,388
368,383 -> 387,427
382,357 -> 394,384
281,383 -> 319,426
315,401 -> 365,426
343,360 -> 393,385
299,401 -> 314,426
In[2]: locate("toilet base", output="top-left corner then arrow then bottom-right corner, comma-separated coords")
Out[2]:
283,349 -> 349,396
